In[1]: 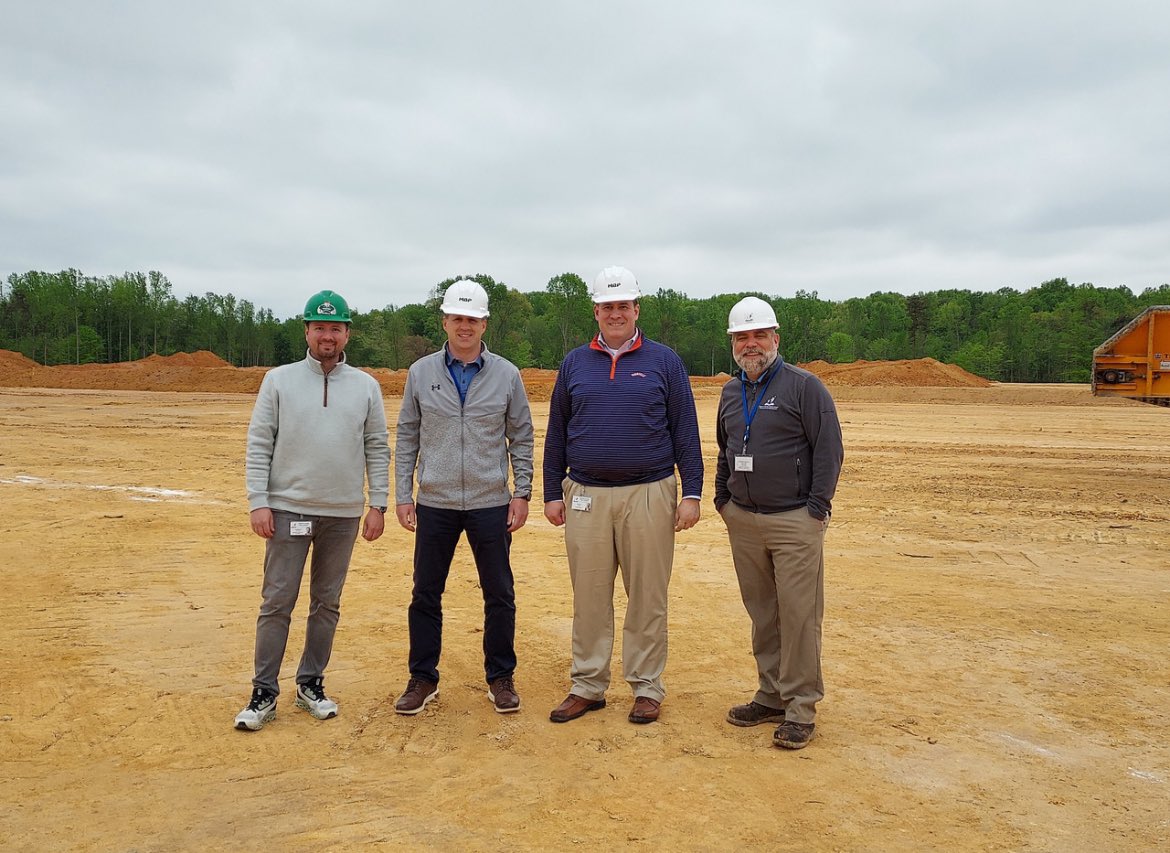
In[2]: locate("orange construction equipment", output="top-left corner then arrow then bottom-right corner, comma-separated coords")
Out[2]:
1092,306 -> 1170,406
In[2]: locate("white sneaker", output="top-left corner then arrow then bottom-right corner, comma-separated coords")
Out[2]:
234,688 -> 277,731
295,678 -> 338,720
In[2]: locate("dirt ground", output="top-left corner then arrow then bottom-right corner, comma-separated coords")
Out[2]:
1,369 -> 1168,850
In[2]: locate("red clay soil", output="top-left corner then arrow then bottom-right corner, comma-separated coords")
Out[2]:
802,357 -> 992,387
0,350 -> 990,396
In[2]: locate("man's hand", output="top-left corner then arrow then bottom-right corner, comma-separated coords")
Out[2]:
250,507 -> 275,539
674,497 -> 700,532
395,502 -> 417,532
362,507 -> 386,541
506,497 -> 529,533
544,499 -> 566,527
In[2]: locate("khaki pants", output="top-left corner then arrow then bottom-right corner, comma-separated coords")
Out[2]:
563,476 -> 677,702
721,502 -> 825,724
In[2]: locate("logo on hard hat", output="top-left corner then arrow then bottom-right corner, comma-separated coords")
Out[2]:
458,296 -> 472,303
319,302 -> 338,316
608,282 -> 620,288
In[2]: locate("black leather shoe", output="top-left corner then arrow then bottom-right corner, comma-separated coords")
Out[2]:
773,720 -> 815,749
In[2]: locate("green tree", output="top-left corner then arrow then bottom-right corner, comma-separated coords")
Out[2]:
906,293 -> 929,357
953,336 -> 1005,379
544,272 -> 591,357
826,332 -> 855,363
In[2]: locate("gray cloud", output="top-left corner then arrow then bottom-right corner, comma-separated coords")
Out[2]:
3,1 -> 1168,318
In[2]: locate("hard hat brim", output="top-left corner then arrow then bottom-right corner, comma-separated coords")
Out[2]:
727,322 -> 779,334
440,305 -> 490,318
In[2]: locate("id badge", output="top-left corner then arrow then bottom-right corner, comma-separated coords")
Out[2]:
570,494 -> 593,512
734,454 -> 754,472
289,520 -> 313,536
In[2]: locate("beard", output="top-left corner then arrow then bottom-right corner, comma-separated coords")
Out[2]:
734,348 -> 778,377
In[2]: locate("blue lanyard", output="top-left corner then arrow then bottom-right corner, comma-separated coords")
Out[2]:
740,365 -> 777,451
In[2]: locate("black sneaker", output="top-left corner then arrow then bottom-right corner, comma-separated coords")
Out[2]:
726,701 -> 786,727
773,720 -> 815,749
234,688 -> 277,731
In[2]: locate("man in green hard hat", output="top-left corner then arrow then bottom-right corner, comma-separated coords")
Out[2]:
234,290 -> 391,731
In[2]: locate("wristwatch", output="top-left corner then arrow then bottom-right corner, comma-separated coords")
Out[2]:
370,506 -> 387,513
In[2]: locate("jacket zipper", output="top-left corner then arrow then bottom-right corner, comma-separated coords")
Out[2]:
460,380 -> 466,510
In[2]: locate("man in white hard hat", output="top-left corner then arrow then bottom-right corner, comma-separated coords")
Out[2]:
234,290 -> 390,731
543,266 -> 703,725
393,278 -> 534,716
715,296 -> 843,749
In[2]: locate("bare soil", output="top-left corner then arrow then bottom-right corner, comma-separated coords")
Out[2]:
1,358 -> 1168,851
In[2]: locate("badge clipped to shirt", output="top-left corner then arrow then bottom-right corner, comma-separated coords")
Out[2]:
570,494 -> 593,512
735,454 -> 755,472
289,520 -> 313,537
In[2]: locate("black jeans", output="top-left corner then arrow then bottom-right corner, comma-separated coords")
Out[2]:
408,503 -> 517,684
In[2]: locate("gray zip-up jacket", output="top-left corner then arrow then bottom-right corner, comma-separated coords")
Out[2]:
714,357 -> 843,520
246,352 -> 391,517
395,345 -> 534,510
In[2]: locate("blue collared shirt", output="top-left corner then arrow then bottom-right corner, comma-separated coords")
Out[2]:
445,344 -> 485,405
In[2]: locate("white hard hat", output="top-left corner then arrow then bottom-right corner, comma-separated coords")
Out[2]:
727,296 -> 779,334
592,266 -> 641,303
440,279 -> 490,318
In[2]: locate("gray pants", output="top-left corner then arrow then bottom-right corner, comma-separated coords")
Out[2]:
252,511 -> 359,695
721,502 -> 826,725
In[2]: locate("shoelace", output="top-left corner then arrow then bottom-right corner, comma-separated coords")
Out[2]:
301,681 -> 327,702
247,690 -> 274,711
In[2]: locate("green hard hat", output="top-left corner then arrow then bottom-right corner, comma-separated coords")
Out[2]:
303,290 -> 352,324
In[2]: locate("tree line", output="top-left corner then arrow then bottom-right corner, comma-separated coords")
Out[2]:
3,269 -> 1169,382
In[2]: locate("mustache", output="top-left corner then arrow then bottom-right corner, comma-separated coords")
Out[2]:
733,349 -> 778,371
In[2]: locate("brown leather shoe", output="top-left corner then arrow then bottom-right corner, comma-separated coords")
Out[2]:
628,696 -> 661,724
488,677 -> 520,713
394,677 -> 438,715
549,693 -> 606,723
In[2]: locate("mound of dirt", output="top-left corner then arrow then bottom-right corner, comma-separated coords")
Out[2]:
520,368 -> 558,401
0,349 -> 49,386
0,351 -> 992,394
367,369 -> 407,397
0,349 -> 44,371
801,357 -> 992,388
137,350 -> 232,368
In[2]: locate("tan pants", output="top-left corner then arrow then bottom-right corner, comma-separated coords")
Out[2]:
721,502 -> 825,724
563,476 -> 677,702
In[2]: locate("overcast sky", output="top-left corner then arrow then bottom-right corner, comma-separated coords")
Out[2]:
2,1 -> 1168,319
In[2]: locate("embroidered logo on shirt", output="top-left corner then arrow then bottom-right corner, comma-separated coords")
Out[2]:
760,396 -> 778,410
630,372 -> 647,378
431,383 -> 441,391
